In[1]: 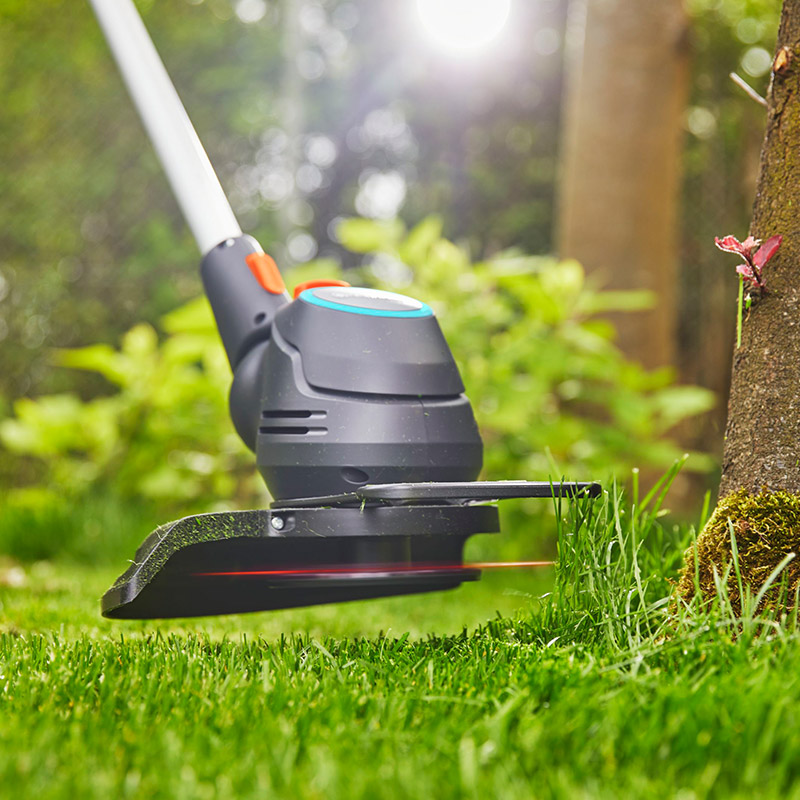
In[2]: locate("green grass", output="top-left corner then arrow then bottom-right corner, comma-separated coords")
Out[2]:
3,472 -> 800,799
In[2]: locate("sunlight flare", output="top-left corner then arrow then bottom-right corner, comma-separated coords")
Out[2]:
416,0 -> 512,55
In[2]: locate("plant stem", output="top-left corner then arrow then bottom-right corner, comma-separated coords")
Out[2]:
737,275 -> 744,348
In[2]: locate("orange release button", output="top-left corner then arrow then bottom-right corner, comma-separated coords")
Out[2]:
292,279 -> 351,299
245,252 -> 286,295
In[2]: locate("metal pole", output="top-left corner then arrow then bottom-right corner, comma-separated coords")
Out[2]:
88,0 -> 242,255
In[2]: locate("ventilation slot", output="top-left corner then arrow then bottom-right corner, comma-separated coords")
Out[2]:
261,410 -> 326,419
259,426 -> 328,436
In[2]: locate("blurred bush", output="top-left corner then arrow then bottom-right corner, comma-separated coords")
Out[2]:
0,298 -> 266,518
0,217 -> 715,561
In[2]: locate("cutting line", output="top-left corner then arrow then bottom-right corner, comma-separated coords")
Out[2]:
194,561 -> 555,577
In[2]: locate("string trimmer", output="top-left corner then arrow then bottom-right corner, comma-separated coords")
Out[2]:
89,0 -> 599,619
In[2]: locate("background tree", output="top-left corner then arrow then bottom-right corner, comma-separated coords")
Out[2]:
558,0 -> 690,371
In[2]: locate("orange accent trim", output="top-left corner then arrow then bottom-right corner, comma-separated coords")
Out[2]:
245,252 -> 286,295
292,279 -> 351,299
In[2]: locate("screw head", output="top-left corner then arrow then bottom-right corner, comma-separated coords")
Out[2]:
270,516 -> 285,531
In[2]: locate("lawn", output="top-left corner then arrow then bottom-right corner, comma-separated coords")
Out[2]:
2,484 -> 800,799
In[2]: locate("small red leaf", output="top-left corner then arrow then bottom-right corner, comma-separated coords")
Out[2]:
753,235 -> 782,268
741,236 -> 761,257
736,263 -> 755,280
715,235 -> 747,256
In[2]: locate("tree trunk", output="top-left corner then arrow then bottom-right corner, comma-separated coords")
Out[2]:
719,4 -> 800,497
558,0 -> 690,370
677,2 -> 800,615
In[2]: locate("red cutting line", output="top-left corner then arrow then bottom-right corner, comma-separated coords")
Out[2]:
194,561 -> 554,577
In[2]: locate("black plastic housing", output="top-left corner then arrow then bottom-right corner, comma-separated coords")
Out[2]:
101,503 -> 495,619
201,237 -> 483,501
254,291 -> 482,500
200,235 -> 289,369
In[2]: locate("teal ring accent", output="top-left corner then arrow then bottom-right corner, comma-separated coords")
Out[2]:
298,289 -> 434,318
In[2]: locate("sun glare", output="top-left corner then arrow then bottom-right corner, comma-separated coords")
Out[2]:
416,0 -> 512,55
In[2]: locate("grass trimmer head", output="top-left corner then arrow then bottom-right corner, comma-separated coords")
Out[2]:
90,0 -> 600,619
102,482 -> 599,618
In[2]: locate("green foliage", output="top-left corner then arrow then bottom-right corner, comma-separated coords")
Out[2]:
0,493 -> 158,565
0,0 -> 287,400
0,297 -> 261,514
340,216 -> 716,481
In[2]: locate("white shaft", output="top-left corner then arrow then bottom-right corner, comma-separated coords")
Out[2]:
89,0 -> 242,255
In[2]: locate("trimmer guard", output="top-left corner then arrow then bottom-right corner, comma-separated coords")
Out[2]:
102,481 -> 600,619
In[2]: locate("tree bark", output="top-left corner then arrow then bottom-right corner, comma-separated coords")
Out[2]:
720,2 -> 800,497
558,0 -> 690,370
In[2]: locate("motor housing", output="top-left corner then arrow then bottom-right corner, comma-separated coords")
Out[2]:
251,286 -> 483,499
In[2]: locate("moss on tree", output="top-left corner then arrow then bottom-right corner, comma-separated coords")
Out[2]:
677,490 -> 800,615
